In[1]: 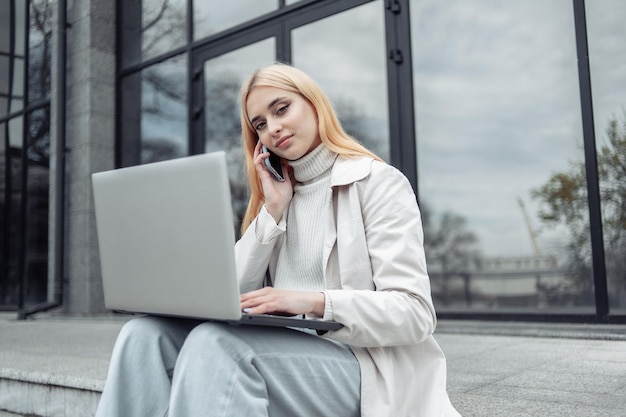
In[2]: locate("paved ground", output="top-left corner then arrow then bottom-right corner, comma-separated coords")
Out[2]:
437,324 -> 626,416
1,314 -> 625,416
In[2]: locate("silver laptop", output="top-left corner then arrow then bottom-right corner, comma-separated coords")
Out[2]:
92,151 -> 341,332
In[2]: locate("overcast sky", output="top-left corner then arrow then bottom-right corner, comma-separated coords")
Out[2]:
410,0 -> 625,258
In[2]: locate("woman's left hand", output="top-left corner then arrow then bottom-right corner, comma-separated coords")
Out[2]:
240,287 -> 325,317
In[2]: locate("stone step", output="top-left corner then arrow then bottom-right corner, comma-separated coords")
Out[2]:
0,373 -> 100,417
2,315 -> 626,417
0,315 -> 128,417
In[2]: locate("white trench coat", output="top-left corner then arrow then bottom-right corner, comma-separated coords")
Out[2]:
235,156 -> 461,417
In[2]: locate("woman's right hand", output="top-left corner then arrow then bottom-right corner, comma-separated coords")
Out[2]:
254,141 -> 293,223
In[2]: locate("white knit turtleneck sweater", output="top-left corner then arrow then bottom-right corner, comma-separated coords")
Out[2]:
272,144 -> 338,291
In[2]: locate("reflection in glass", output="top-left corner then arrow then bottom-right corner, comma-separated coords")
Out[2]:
28,0 -> 52,102
411,0 -> 593,312
27,107 -> 50,164
10,98 -> 23,114
194,0 -> 277,41
203,38 -> 276,232
141,54 -> 188,164
120,0 -> 187,67
12,57 -> 25,110
586,0 -> 626,313
3,122 -> 23,306
0,1 -> 10,54
120,54 -> 188,167
0,122 -> 5,305
0,0 -> 51,309
23,108 -> 50,305
0,55 -> 9,96
292,0 -> 389,162
9,117 -> 22,149
120,72 -> 142,166
14,0 -> 26,56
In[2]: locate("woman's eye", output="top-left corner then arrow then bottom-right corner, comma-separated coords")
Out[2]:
255,122 -> 266,131
277,104 -> 290,114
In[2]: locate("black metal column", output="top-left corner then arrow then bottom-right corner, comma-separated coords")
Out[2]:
384,0 -> 417,193
572,0 -> 609,320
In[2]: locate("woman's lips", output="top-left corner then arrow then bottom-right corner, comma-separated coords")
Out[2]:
275,134 -> 293,149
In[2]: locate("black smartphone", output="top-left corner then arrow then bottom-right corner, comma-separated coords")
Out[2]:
262,145 -> 285,182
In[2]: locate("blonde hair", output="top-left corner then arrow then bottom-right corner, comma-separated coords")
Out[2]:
240,63 -> 381,233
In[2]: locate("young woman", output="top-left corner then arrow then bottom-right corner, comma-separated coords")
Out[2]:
95,63 -> 460,417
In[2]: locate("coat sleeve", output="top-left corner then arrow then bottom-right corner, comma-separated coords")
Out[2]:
234,206 -> 285,294
325,162 -> 438,347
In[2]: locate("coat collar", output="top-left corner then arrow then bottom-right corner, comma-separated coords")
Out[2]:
330,155 -> 374,187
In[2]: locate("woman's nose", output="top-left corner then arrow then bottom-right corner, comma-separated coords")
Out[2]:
267,118 -> 282,136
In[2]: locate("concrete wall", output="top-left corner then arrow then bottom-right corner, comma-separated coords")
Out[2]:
50,0 -> 116,314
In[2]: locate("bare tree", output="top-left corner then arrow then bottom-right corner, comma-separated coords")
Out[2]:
421,204 -> 481,306
532,111 -> 626,306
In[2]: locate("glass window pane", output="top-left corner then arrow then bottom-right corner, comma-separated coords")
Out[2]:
27,107 -> 50,163
0,121 -> 5,306
411,0 -> 594,313
12,57 -> 24,99
119,72 -> 142,166
0,121 -> 5,151
120,0 -> 187,68
586,0 -> 626,314
10,98 -> 23,113
4,131 -> 23,306
8,116 -> 22,149
0,0 -> 10,54
24,108 -> 50,305
142,54 -> 188,164
194,0 -> 278,41
28,0 -> 52,102
292,0 -> 389,162
142,0 -> 187,61
14,0 -> 26,56
120,54 -> 188,167
0,55 -> 8,95
203,38 -> 276,230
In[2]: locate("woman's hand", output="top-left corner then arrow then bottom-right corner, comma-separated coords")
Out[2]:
240,287 -> 325,317
254,141 -> 293,223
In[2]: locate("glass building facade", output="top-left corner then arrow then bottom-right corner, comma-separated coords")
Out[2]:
2,0 -> 625,322
1,0 -> 52,310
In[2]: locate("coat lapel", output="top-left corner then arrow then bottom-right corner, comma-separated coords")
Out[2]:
322,156 -> 374,290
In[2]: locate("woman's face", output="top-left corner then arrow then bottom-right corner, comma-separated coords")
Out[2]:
246,86 -> 321,161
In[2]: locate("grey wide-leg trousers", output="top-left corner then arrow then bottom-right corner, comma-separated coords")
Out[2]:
95,316 -> 361,417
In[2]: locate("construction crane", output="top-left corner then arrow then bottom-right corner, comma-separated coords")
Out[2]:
517,196 -> 542,256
